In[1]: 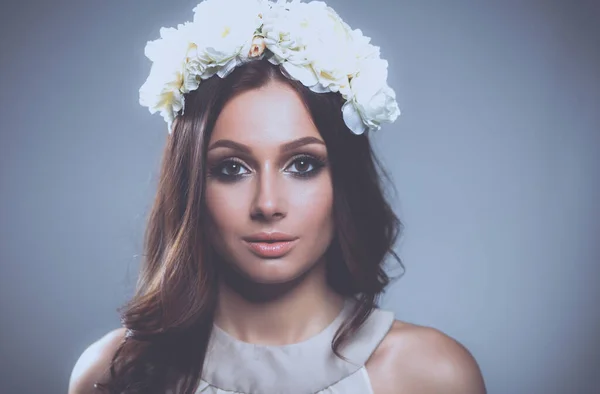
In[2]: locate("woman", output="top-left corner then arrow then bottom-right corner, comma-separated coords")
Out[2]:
69,1 -> 486,393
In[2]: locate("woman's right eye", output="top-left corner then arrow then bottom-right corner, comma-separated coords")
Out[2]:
213,159 -> 251,178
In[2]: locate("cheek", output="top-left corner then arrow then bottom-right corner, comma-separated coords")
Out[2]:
288,176 -> 334,231
205,183 -> 249,235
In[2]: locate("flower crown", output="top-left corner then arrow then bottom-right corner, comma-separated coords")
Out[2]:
139,0 -> 400,135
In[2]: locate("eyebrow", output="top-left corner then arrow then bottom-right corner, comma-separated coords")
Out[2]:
207,136 -> 325,154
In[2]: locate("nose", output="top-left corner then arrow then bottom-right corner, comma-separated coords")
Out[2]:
250,167 -> 286,222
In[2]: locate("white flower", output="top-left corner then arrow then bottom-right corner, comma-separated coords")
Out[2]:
261,3 -> 306,63
139,23 -> 194,132
190,0 -> 265,77
183,43 -> 207,92
343,58 -> 400,134
261,1 -> 357,97
351,29 -> 380,60
138,0 -> 401,135
260,1 -> 319,87
301,2 -> 358,92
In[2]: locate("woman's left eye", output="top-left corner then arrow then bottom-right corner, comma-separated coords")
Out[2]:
285,156 -> 325,176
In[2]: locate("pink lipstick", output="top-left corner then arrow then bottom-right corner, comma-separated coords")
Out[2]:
243,232 -> 299,258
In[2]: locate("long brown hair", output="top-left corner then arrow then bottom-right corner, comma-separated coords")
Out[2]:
95,58 -> 403,393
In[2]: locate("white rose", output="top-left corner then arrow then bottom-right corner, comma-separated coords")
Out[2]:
296,2 -> 363,96
261,3 -> 308,63
350,28 -> 380,61
357,85 -> 400,128
139,23 -> 193,131
183,43 -> 206,93
190,0 -> 265,76
260,1 -> 321,87
343,58 -> 400,134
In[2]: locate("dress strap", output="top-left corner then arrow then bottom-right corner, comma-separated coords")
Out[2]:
341,307 -> 396,366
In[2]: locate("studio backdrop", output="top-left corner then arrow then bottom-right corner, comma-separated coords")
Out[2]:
0,1 -> 598,393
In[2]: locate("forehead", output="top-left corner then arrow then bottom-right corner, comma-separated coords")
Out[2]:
210,81 -> 321,147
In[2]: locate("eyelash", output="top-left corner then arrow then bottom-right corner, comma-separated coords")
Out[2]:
208,154 -> 327,182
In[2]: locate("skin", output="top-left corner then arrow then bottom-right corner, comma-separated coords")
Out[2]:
204,80 -> 344,344
68,81 -> 486,393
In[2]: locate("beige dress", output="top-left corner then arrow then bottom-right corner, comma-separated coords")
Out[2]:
195,298 -> 395,394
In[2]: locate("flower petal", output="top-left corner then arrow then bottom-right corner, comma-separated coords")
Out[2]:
280,61 -> 319,87
342,100 -> 367,135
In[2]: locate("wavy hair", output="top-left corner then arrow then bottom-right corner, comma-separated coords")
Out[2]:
95,58 -> 403,393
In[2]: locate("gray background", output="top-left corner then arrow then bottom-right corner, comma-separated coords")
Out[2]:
1,0 -> 598,393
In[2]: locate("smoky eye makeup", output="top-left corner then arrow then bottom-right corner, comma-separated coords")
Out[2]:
207,151 -> 328,182
207,157 -> 252,182
284,153 -> 328,179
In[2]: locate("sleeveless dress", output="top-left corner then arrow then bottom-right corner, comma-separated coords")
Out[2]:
194,298 -> 395,394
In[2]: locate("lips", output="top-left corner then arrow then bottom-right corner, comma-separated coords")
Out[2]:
243,232 -> 299,258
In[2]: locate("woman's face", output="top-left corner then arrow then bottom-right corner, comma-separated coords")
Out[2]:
204,80 -> 335,284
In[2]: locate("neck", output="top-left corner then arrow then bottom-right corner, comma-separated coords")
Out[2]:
213,260 -> 346,346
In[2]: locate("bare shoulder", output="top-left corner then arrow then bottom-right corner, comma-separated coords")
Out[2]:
366,320 -> 486,394
68,327 -> 127,394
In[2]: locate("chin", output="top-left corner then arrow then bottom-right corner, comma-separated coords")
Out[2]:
235,256 -> 310,285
